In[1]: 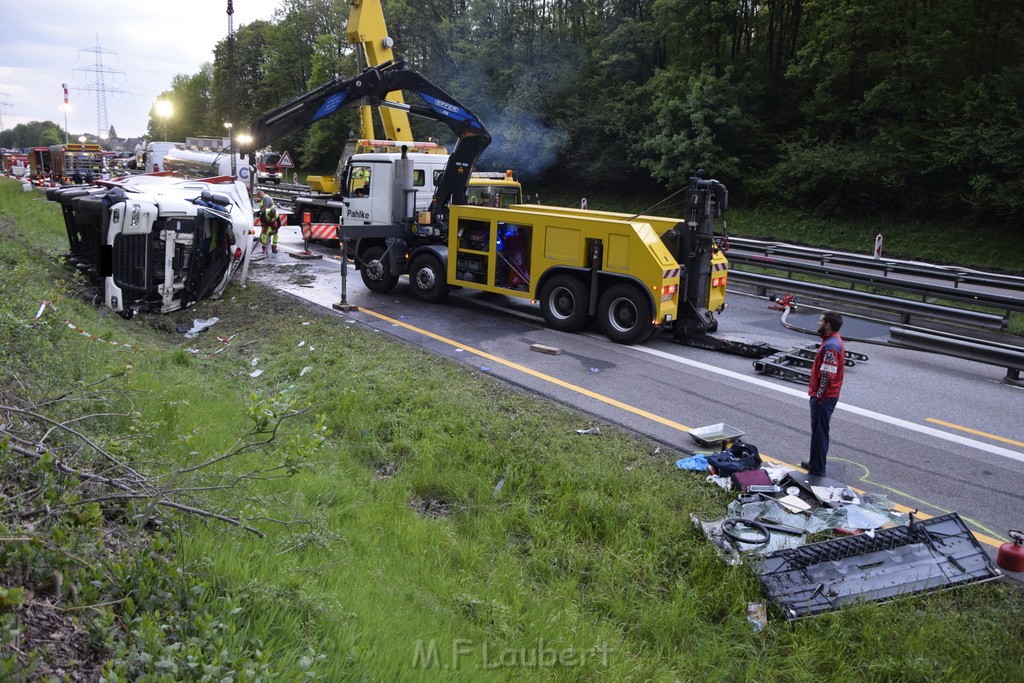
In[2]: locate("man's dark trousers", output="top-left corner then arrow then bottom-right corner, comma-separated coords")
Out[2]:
808,396 -> 838,475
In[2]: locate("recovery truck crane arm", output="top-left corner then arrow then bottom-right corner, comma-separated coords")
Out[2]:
346,0 -> 412,142
241,60 -> 491,215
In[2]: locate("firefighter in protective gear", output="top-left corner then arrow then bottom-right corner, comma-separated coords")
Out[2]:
254,190 -> 280,254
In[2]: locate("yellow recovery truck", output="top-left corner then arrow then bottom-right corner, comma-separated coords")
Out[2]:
243,60 -> 734,346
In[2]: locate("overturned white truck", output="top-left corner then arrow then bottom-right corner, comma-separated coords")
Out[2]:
46,175 -> 257,316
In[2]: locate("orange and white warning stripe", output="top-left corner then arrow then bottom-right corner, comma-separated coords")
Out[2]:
301,223 -> 338,241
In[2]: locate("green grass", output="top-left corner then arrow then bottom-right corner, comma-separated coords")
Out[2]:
2,177 -> 1023,680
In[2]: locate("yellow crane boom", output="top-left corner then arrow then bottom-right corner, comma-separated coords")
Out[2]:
346,0 -> 413,142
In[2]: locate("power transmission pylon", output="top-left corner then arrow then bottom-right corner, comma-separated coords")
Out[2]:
74,34 -> 130,140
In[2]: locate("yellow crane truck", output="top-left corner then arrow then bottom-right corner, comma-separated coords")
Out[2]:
243,60 -> 732,346
285,0 -> 522,222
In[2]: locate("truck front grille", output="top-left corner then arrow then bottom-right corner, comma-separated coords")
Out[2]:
111,234 -> 154,293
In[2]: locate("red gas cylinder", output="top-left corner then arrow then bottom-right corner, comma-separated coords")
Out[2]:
997,530 -> 1024,572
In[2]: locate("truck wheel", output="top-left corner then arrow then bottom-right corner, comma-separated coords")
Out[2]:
597,283 -> 654,345
74,196 -> 105,215
539,274 -> 590,332
317,209 -> 337,224
360,245 -> 398,293
408,253 -> 450,303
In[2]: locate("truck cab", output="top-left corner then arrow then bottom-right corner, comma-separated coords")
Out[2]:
255,151 -> 283,184
342,151 -> 447,221
144,142 -> 179,173
45,176 -> 256,316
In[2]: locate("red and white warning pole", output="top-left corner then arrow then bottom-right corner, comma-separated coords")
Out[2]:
873,233 -> 883,260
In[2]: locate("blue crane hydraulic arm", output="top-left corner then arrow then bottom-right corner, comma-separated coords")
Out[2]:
241,60 -> 491,218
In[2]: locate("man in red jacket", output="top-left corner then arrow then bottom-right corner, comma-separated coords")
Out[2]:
801,310 -> 845,477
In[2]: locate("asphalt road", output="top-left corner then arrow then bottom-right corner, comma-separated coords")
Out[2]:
245,227 -> 1024,562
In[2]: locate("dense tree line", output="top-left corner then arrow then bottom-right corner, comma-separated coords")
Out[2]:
0,121 -> 66,149
9,1 -> 1021,224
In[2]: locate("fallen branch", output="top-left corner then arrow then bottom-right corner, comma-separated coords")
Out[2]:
7,441 -> 265,538
2,405 -> 148,484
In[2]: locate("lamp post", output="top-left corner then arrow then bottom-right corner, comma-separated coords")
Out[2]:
236,133 -> 253,186
154,99 -> 173,141
61,103 -> 70,144
224,122 -> 236,177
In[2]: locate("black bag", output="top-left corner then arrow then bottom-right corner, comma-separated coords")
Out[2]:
707,441 -> 762,477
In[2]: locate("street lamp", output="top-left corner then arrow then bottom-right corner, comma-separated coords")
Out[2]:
154,99 -> 173,141
224,121 -> 236,177
236,133 -> 253,188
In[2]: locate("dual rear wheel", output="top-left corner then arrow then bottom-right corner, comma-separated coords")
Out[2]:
363,258 -> 655,345
539,275 -> 654,345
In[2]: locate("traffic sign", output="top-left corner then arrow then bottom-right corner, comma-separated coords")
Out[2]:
278,151 -> 294,168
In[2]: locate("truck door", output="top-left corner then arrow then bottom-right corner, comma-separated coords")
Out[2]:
343,162 -> 375,225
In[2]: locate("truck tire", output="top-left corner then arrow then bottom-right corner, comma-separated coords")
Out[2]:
73,196 -> 105,215
408,253 -> 450,303
539,274 -> 590,332
360,244 -> 399,293
317,209 -> 337,224
597,283 -> 654,345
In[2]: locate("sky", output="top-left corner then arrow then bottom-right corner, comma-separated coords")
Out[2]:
0,0 -> 283,140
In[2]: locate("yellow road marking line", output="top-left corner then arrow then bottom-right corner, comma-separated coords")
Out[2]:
357,308 -> 1008,548
360,308 -> 690,432
926,418 -> 1024,448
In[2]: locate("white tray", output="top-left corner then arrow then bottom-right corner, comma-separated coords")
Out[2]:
688,423 -> 745,448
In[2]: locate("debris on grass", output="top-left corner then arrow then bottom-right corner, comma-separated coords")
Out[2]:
183,317 -> 220,338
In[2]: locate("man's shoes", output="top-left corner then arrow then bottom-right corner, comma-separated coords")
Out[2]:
800,461 -> 826,477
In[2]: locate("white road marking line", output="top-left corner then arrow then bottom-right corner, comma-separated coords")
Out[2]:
634,345 -> 1024,465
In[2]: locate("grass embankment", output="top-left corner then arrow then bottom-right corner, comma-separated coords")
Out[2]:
1,178 -> 1022,680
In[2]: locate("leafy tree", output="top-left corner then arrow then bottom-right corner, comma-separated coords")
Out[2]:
210,20 -> 279,131
146,67 -> 216,141
770,0 -> 1024,219
938,66 -> 1024,220
0,121 -> 66,148
297,34 -> 359,170
639,65 -> 764,189
39,126 -> 64,146
123,0 -> 1024,225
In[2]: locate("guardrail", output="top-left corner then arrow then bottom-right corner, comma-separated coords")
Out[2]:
727,238 -> 1024,291
725,238 -> 1024,384
888,327 -> 1024,384
728,271 -> 1009,331
258,183 -> 327,212
726,251 -> 1024,315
